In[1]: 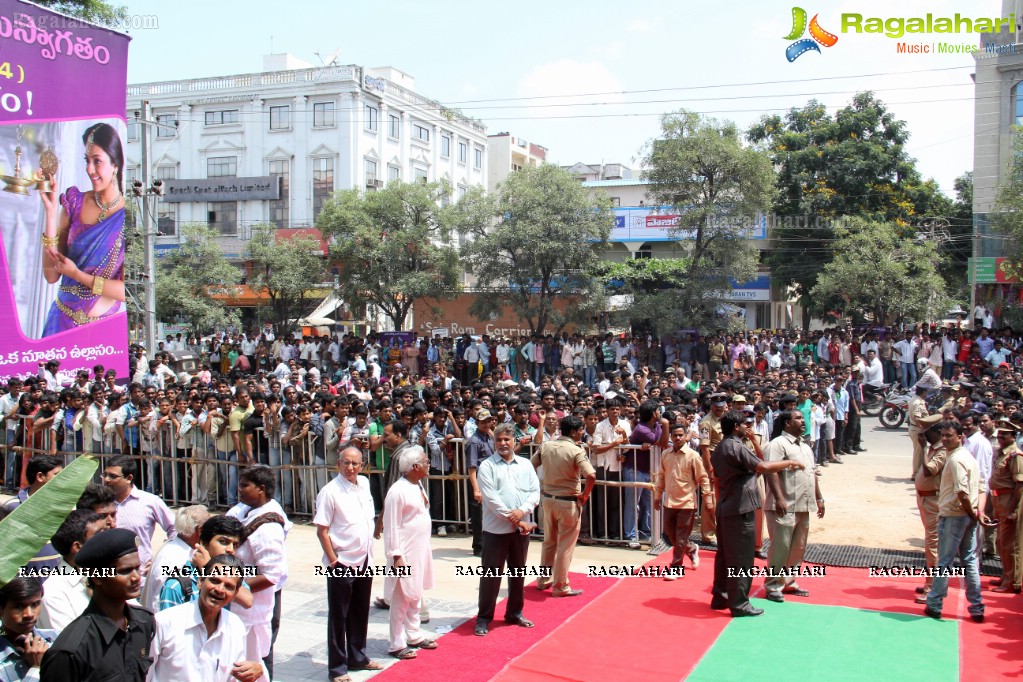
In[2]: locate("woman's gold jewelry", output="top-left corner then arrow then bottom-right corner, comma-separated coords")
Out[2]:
41,234 -> 59,247
94,191 -> 121,221
91,275 -> 106,296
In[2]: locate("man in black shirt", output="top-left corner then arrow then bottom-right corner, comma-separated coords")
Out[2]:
243,393 -> 270,465
710,411 -> 804,617
41,528 -> 155,680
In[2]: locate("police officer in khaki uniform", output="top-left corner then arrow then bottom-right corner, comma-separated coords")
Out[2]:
531,414 -> 596,597
990,422 -> 1023,593
913,413 -> 946,603
906,386 -> 930,478
699,394 -> 727,545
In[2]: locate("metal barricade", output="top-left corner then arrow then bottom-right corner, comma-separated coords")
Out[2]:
423,437 -> 470,532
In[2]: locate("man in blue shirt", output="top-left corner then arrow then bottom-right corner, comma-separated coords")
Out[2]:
474,423 -> 540,636
828,376 -> 849,461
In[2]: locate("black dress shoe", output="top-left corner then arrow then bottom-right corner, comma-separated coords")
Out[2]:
731,607 -> 765,617
971,614 -> 984,623
915,586 -> 926,595
474,621 -> 489,636
755,550 -> 768,560
765,591 -> 785,603
710,598 -> 729,610
923,607 -> 942,620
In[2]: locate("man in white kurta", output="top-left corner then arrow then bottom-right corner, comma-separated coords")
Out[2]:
383,446 -> 436,657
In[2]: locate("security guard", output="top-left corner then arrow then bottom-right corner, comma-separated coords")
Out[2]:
531,414 -> 596,597
913,413 -> 946,603
990,421 -> 1023,593
906,386 -> 930,478
699,393 -> 727,545
40,528 -> 155,681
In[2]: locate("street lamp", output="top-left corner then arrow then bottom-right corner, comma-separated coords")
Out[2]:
131,101 -> 177,358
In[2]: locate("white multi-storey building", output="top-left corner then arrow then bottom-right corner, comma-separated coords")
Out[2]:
125,54 -> 488,254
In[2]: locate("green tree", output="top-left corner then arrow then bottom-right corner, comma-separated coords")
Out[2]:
811,218 -> 950,325
317,181 -> 461,331
639,110 -> 774,331
35,0 -> 128,28
247,225 -> 329,334
456,164 -> 613,337
155,224 -> 240,335
748,92 -> 950,327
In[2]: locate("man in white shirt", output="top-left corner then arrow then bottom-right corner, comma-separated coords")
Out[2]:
40,510 -> 107,631
147,554 -> 268,682
228,466 -> 291,678
893,331 -> 918,388
590,399 -> 631,540
313,446 -> 383,679
862,350 -> 884,388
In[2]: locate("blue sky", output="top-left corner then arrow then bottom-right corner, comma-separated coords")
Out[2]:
121,0 -> 1001,196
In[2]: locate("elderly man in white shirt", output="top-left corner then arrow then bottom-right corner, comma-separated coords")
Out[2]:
383,446 -> 437,660
141,505 -> 210,613
313,446 -> 383,680
147,554 -> 268,682
862,350 -> 885,388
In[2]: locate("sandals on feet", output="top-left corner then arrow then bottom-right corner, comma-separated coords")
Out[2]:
389,648 -> 417,660
409,638 -> 438,649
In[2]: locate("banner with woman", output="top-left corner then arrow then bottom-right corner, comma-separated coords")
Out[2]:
0,1 -> 130,384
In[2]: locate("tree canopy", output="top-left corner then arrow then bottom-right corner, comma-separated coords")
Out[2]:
811,217 -> 949,325
748,92 -> 950,326
456,164 -> 613,337
317,180 -> 461,331
155,224 -> 240,335
247,225 -> 329,334
634,109 -> 773,331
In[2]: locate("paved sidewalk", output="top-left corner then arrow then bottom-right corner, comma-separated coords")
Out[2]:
271,530 -> 646,681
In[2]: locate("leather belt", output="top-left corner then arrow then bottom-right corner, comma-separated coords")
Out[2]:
542,492 -> 578,502
916,490 -> 937,497
990,488 -> 1014,496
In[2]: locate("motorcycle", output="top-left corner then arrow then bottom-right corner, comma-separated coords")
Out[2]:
862,382 -> 903,417
879,392 -> 911,429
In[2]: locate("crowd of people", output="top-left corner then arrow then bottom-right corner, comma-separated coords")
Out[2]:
1,322 -> 1021,679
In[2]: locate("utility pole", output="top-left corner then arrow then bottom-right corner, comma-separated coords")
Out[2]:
969,215 -> 978,330
139,100 -> 157,359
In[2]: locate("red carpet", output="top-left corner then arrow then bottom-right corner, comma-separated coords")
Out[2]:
368,572 -> 619,682
493,555 -> 725,682
491,555 -> 1023,682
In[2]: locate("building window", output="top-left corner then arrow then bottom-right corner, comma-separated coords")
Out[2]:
125,167 -> 139,190
207,156 -> 237,178
412,123 -> 430,143
126,118 -> 138,142
1015,83 -> 1023,125
269,159 -> 289,228
156,114 -> 176,138
413,165 -> 428,183
208,202 -> 237,236
610,196 -> 621,207
457,141 -> 467,164
313,157 -> 335,219
440,135 -> 451,158
205,110 -> 239,125
388,114 -> 400,139
364,103 -> 378,131
313,102 -> 335,127
157,165 -> 177,235
269,105 -> 291,130
635,245 -> 653,260
365,159 -> 378,187
388,165 -> 401,183
457,185 -> 467,200
474,147 -> 483,169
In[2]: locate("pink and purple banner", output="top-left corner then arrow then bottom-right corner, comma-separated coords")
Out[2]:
0,0 -> 130,384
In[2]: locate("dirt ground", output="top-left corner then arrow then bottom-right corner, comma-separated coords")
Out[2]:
808,418 -> 924,550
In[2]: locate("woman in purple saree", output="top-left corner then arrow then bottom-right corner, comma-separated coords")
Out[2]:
39,123 -> 126,337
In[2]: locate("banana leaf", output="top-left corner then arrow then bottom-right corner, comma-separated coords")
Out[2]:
0,454 -> 99,587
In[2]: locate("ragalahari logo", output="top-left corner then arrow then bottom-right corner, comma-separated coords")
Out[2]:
784,7 -> 839,61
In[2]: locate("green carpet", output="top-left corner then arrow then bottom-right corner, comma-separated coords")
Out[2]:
687,600 -> 959,681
